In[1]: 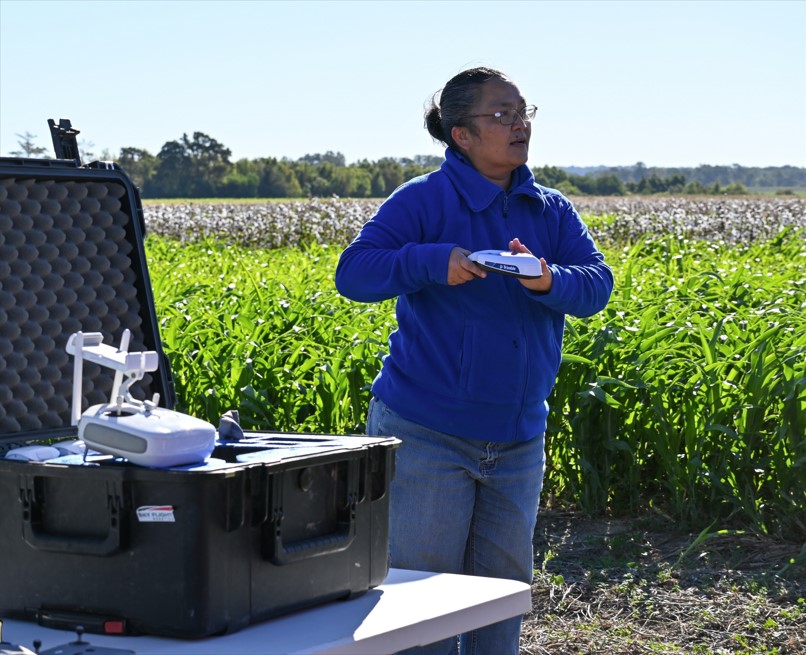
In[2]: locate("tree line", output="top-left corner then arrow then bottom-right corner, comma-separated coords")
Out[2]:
8,130 -> 806,198
118,135 -> 446,199
536,166 -> 755,197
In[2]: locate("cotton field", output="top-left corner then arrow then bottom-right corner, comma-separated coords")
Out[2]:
144,196 -> 805,249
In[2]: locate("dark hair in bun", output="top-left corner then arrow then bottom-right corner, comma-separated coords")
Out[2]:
424,67 -> 510,151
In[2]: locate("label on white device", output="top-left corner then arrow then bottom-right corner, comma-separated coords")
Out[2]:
136,506 -> 176,523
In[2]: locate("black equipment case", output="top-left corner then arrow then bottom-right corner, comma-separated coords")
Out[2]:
0,121 -> 399,638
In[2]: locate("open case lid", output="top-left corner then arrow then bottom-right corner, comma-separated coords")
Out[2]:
0,120 -> 175,444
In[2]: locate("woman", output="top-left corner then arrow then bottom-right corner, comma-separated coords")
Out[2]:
335,67 -> 614,654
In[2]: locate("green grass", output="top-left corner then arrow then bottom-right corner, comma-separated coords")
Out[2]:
547,231 -> 806,538
148,239 -> 395,434
145,227 -> 806,540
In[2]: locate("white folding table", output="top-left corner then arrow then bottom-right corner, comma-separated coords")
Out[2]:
3,568 -> 531,654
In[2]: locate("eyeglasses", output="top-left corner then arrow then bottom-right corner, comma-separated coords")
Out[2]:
462,105 -> 538,126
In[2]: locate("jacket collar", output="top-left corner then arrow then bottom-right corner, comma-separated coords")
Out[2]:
441,148 -> 546,212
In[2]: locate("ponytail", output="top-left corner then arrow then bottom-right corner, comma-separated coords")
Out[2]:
423,67 -> 510,152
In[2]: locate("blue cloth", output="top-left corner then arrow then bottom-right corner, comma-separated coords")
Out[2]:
335,148 -> 613,442
367,396 -> 545,654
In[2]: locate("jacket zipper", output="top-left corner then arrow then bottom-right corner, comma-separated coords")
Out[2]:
515,321 -> 530,438
503,190 -> 529,437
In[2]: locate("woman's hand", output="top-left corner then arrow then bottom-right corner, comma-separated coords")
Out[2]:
509,238 -> 553,293
448,247 -> 487,285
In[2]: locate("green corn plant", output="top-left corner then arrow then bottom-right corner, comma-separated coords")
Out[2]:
144,214 -> 806,539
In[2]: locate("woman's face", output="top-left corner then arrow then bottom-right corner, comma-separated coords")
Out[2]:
452,79 -> 532,188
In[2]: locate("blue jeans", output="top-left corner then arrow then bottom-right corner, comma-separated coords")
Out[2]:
367,397 -> 545,655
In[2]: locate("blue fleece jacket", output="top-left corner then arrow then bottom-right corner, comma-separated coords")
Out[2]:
335,148 -> 614,442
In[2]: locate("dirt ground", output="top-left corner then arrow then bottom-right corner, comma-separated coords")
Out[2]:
521,511 -> 806,655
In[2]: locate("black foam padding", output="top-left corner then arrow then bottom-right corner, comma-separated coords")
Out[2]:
0,174 -> 163,438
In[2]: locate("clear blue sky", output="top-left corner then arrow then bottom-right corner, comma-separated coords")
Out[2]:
1,0 -> 804,168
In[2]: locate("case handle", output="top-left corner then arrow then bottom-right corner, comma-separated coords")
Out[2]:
20,477 -> 125,557
22,520 -> 123,557
268,517 -> 356,566
263,459 -> 359,565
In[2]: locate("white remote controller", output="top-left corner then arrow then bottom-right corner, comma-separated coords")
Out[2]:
66,330 -> 215,468
80,403 -> 216,468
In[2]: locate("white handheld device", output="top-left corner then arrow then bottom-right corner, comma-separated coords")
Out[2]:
66,330 -> 216,468
468,250 -> 543,279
